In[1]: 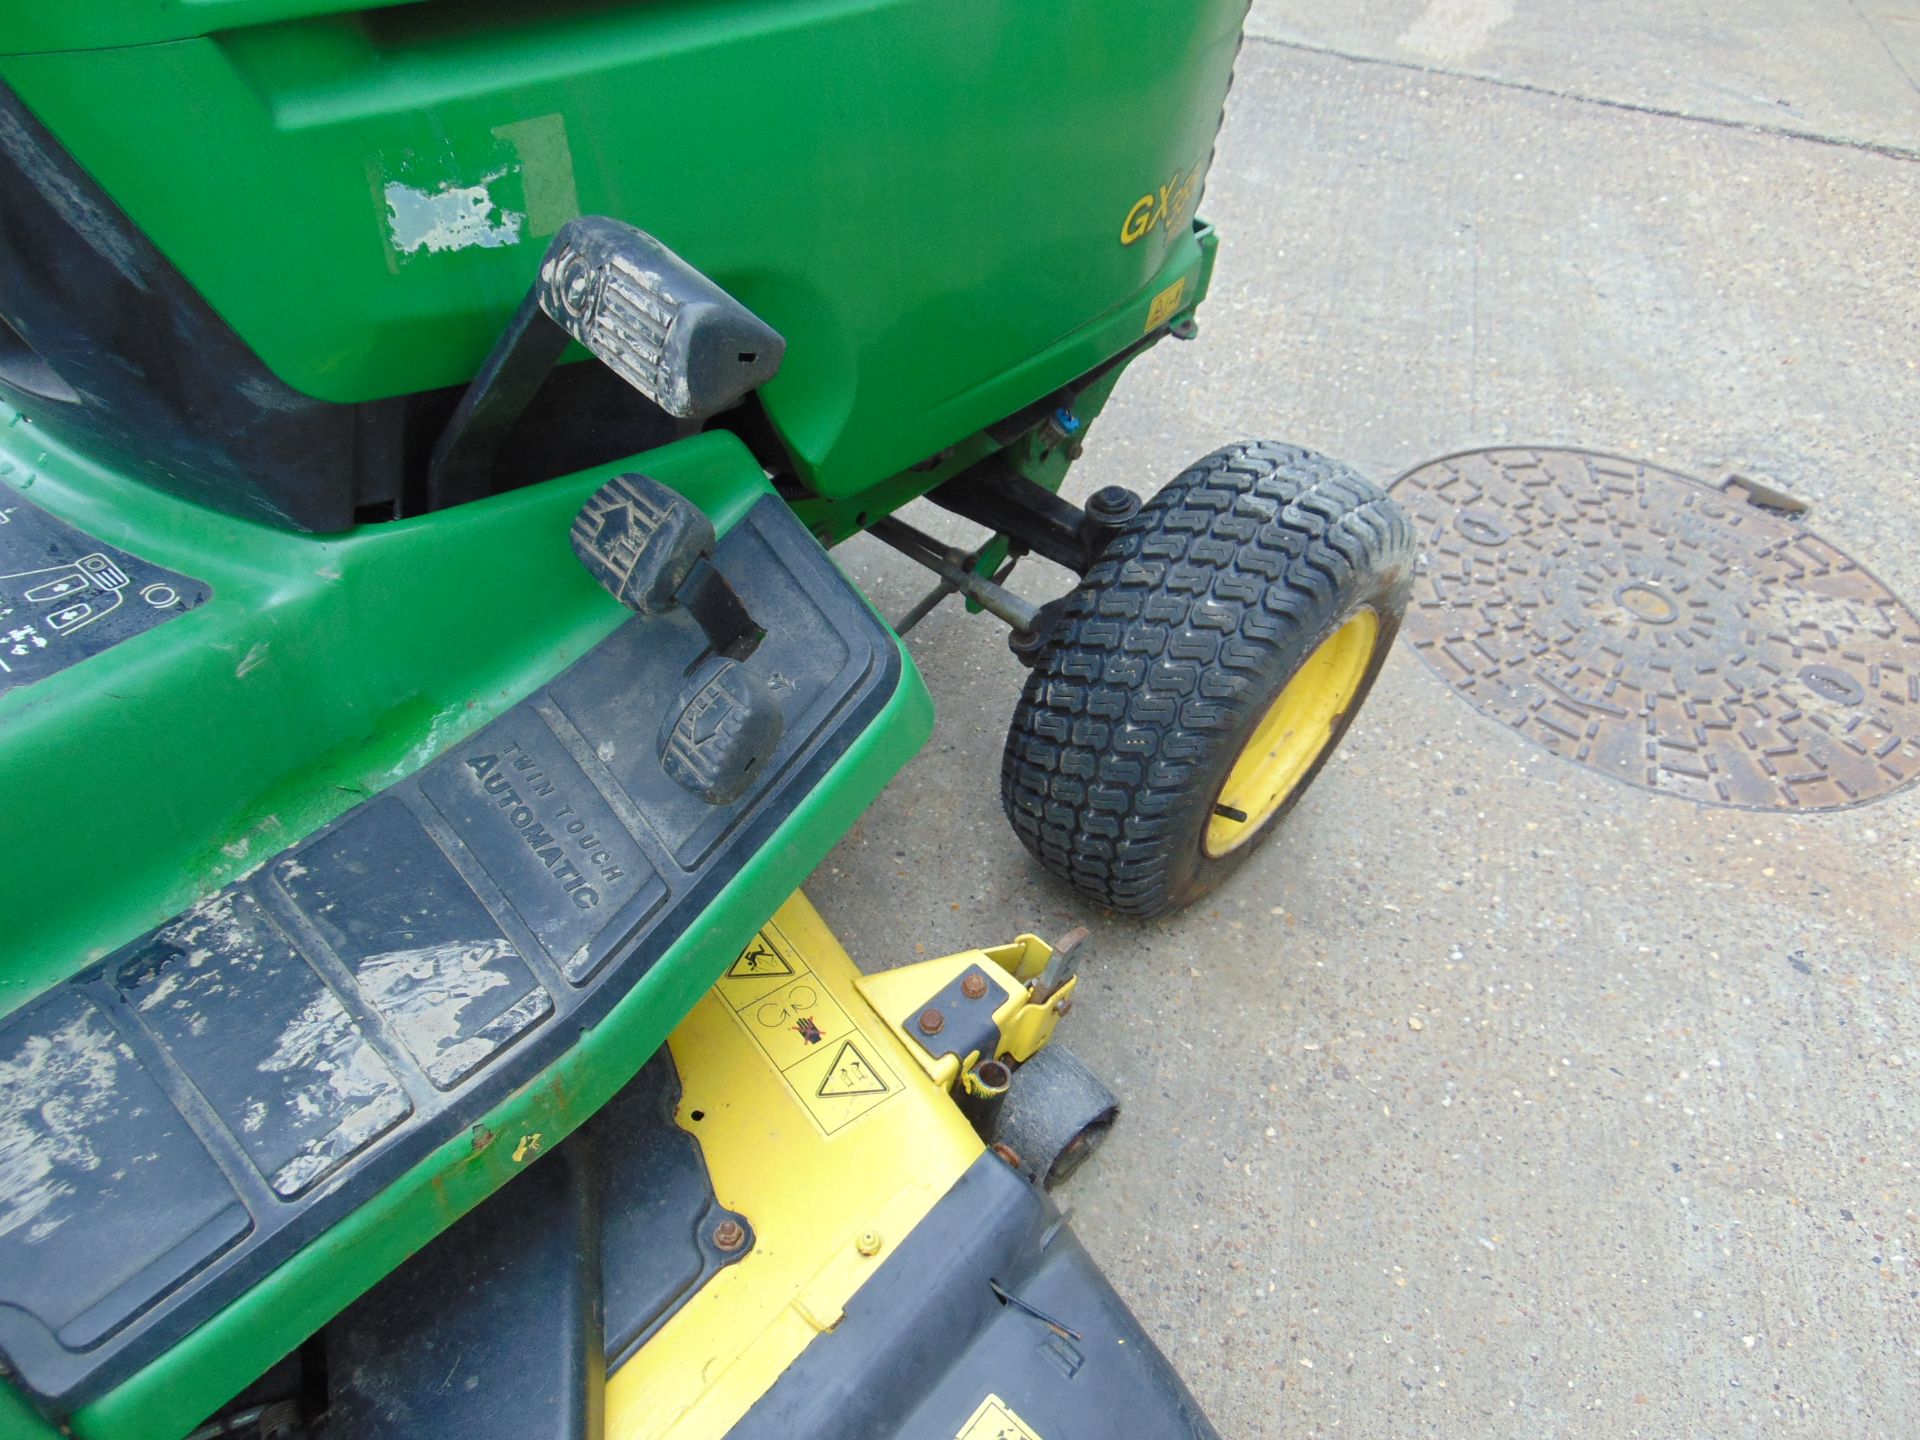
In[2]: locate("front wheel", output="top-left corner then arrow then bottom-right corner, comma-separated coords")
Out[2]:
1001,441 -> 1415,918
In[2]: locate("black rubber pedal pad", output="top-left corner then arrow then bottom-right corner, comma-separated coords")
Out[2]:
659,656 -> 784,805
536,216 -> 785,420
571,473 -> 716,616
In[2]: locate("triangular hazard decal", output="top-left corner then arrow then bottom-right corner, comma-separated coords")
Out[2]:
728,940 -> 794,979
816,1041 -> 888,1098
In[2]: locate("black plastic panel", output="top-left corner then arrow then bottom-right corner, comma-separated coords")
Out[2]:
595,1054 -> 752,1366
0,495 -> 899,1413
119,893 -> 411,1199
314,1048 -> 749,1440
726,1153 -> 1221,1440
0,993 -> 251,1358
0,487 -> 209,695
317,1142 -> 604,1440
277,799 -> 555,1091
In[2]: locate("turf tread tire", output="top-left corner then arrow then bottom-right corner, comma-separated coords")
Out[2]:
1001,441 -> 1415,917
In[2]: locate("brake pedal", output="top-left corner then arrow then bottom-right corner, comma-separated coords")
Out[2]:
427,216 -> 786,509
538,217 -> 783,420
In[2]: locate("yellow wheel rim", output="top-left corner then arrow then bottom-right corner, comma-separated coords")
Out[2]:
1203,609 -> 1380,858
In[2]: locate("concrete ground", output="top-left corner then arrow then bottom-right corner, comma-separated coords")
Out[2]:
821,5 -> 1919,1437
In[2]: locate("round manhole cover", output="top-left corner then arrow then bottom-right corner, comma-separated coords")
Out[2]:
1390,448 -> 1920,810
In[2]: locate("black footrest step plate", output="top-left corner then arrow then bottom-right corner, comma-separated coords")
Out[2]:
0,495 -> 900,1411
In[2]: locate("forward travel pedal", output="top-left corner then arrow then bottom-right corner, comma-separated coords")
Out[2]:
572,473 -> 783,804
571,472 -> 717,617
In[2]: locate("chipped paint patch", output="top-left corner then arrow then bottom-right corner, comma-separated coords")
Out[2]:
0,1008 -> 128,1242
384,175 -> 523,256
374,115 -> 576,265
355,938 -> 516,1085
386,704 -> 471,784
260,988 -> 409,1197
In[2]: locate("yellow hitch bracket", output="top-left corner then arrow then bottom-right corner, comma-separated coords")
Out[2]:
854,929 -> 1083,1090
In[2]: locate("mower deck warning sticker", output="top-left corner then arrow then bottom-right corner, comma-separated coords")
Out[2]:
956,1394 -> 1045,1440
720,924 -> 898,1134
0,489 -> 209,696
726,938 -> 794,981
815,1041 -> 887,1098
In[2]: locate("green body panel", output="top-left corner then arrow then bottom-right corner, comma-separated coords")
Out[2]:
0,403 -> 934,1438
0,0 -> 431,52
0,3 -> 1245,1432
0,0 -> 1243,497
74,673 -> 929,1440
0,417 -> 783,1009
791,224 -> 1216,546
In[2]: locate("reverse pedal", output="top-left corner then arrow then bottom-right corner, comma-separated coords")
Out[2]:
659,656 -> 785,806
572,474 -> 784,805
572,472 -> 721,618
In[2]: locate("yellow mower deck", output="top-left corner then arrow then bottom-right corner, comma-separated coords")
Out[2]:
617,891 -> 1032,1437
241,894 -> 1211,1440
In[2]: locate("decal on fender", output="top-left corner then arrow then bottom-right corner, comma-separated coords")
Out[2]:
1120,161 -> 1201,247
1144,277 -> 1189,333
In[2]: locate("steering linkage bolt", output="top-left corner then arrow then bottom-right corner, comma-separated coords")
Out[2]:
917,1007 -> 946,1036
960,972 -> 988,1000
1084,484 -> 1142,531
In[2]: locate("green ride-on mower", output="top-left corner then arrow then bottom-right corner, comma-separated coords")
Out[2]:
0,4 -> 1415,1438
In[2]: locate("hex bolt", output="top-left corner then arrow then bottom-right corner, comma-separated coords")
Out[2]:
713,1218 -> 746,1252
960,972 -> 988,1000
917,1007 -> 946,1036
855,1230 -> 883,1257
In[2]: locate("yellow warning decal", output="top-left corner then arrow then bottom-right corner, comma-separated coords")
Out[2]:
955,1393 -> 1045,1440
721,924 -> 899,1134
815,1040 -> 888,1098
726,936 -> 795,982
1144,276 -> 1188,334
